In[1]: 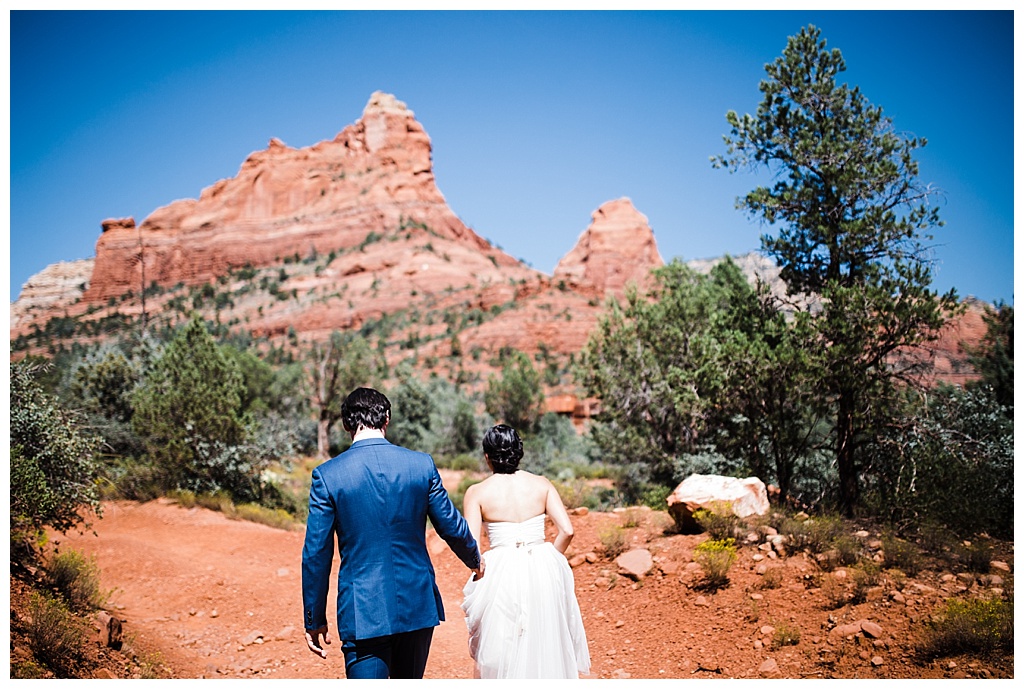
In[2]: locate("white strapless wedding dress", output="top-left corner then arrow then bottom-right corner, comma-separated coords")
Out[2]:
461,514 -> 591,679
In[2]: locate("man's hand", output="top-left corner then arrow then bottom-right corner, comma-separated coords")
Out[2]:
304,625 -> 331,658
472,558 -> 486,581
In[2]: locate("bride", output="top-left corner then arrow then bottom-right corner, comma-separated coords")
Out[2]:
460,424 -> 591,679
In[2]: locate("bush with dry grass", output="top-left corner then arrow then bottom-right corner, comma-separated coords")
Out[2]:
45,548 -> 109,613
693,537 -> 737,588
919,597 -> 1013,658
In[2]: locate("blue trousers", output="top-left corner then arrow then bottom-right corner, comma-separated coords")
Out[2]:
342,627 -> 434,679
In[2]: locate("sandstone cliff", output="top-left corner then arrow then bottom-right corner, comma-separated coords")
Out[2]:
83,92 -> 522,303
10,91 -> 986,404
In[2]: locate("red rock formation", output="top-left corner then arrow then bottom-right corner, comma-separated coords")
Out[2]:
83,92 -> 519,303
553,197 -> 664,298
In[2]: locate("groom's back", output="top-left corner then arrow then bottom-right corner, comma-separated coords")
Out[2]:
316,438 -> 443,639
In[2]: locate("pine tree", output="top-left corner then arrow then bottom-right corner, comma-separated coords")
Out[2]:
713,25 -> 960,514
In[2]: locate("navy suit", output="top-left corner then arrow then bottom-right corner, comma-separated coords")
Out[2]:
301,437 -> 480,677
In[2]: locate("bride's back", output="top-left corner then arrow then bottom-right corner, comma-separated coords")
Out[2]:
474,470 -> 552,524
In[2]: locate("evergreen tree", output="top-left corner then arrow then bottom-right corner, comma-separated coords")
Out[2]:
484,351 -> 545,435
131,316 -> 249,493
713,25 -> 959,514
967,301 -> 1013,409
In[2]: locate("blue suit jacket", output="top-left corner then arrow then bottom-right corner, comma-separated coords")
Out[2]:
301,437 -> 481,640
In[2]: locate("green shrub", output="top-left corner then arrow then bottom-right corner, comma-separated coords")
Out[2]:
819,574 -> 848,610
693,537 -> 738,588
919,597 -> 1013,657
10,361 -> 102,559
758,567 -> 784,590
850,559 -> 882,603
833,535 -> 862,566
599,525 -> 629,558
955,540 -> 993,574
882,533 -> 922,576
637,484 -> 672,510
28,593 -> 87,676
45,549 -> 108,613
772,622 -> 801,649
168,489 -> 197,508
437,454 -> 482,472
802,515 -> 846,554
556,479 -> 619,512
621,507 -> 644,528
231,503 -> 298,530
693,502 -> 740,541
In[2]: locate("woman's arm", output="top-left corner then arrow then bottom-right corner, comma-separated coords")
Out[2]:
544,479 -> 575,555
462,483 -> 483,548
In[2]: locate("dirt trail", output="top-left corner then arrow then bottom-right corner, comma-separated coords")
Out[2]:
54,494 -> 1013,679
56,499 -> 477,679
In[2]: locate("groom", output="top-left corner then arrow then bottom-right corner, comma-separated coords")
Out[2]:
301,387 -> 484,679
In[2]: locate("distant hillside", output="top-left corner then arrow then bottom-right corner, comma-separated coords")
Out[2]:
10,92 -> 985,409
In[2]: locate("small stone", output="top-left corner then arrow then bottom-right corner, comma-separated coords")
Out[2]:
752,553 -> 765,562
861,619 -> 884,638
756,564 -> 768,575
277,568 -> 290,577
758,658 -> 779,675
889,591 -> 906,604
854,530 -> 870,538
615,620 -> 625,628
211,610 -> 219,618
694,596 -> 710,607
760,625 -> 775,636
749,593 -> 764,601
990,560 -> 1010,572
871,656 -> 884,666
754,639 -> 764,649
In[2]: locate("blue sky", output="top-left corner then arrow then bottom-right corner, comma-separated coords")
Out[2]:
7,8 -> 1016,306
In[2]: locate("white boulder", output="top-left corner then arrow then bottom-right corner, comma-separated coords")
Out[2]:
666,474 -> 770,531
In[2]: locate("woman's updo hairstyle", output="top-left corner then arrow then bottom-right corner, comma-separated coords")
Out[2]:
482,424 -> 523,475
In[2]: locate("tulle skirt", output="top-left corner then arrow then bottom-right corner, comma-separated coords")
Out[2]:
461,519 -> 590,679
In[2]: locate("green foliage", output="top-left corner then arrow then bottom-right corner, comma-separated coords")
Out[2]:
522,412 -> 597,478
131,316 -> 259,499
484,350 -> 544,433
779,513 -> 845,555
556,479 -> 620,512
881,533 -> 922,577
598,525 -> 629,558
307,331 -> 384,458
693,502 -> 740,541
45,549 -> 108,613
771,622 -> 801,649
387,370 -> 485,459
967,301 -> 1013,409
448,476 -> 483,514
849,559 -> 882,603
866,384 -> 1013,539
10,361 -> 102,556
28,593 -> 88,676
919,598 -> 1014,658
714,25 -> 959,515
693,537 -> 738,588
757,567 -> 784,590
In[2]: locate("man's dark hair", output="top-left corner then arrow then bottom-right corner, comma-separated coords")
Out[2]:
341,387 -> 391,432
482,424 -> 523,475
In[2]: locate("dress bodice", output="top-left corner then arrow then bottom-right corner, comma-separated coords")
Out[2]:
485,514 -> 546,549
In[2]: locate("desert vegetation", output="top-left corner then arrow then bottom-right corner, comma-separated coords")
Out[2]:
9,23 -> 1012,678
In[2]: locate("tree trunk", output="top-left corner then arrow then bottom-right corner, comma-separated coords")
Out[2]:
317,416 -> 332,461
836,391 -> 858,517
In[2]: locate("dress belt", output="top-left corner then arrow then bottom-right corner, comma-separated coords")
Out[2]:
493,538 -> 545,549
